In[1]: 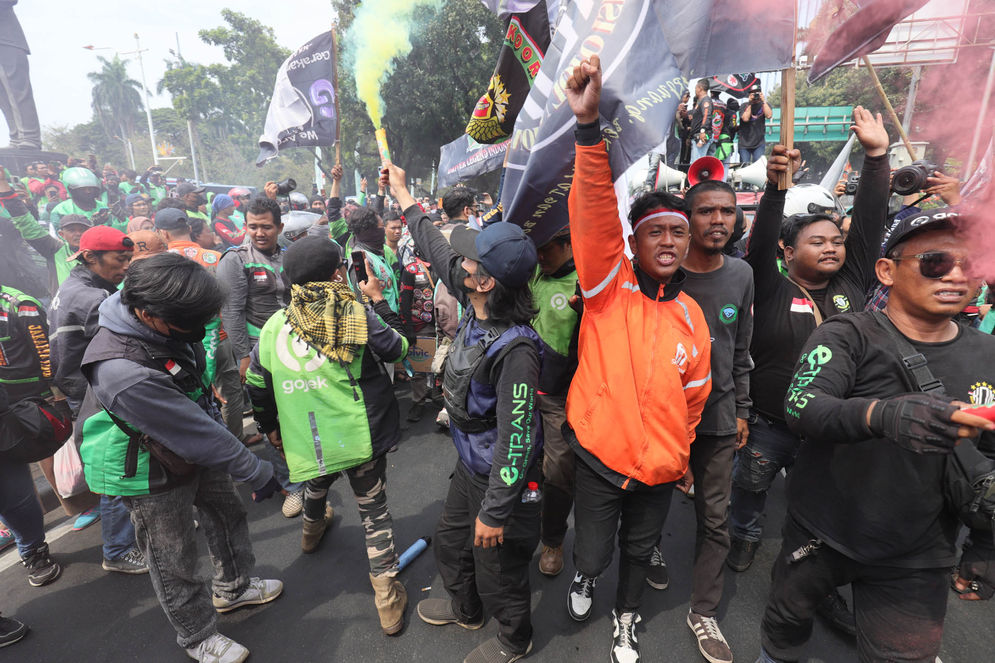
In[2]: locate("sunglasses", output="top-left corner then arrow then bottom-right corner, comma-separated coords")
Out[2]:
893,251 -> 970,279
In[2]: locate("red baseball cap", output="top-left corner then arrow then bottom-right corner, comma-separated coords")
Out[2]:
66,225 -> 135,262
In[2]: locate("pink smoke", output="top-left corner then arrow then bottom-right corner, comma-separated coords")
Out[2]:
903,1 -> 995,279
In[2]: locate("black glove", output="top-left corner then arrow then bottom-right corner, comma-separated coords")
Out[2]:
251,475 -> 281,503
868,394 -> 960,454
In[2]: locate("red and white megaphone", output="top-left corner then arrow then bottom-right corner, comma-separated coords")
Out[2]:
687,156 -> 726,186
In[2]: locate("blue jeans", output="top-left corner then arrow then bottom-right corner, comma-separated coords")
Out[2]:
729,412 -> 801,542
124,469 -> 255,648
691,139 -> 713,163
0,461 -> 46,556
101,494 -> 136,560
739,143 -> 766,165
260,444 -> 304,493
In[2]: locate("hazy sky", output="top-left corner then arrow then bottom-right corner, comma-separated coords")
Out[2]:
6,1 -> 337,133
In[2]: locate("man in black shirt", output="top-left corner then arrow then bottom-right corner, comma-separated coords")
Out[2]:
758,208 -> 995,663
738,83 -> 772,165
728,108 -> 890,574
690,78 -> 713,163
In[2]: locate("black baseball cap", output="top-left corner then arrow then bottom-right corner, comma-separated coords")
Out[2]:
154,208 -> 191,231
284,236 -> 342,285
883,207 -> 959,256
176,182 -> 206,196
450,222 -> 537,288
749,83 -> 762,92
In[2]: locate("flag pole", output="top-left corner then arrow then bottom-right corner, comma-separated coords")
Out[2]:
331,23 -> 342,166
778,67 -> 796,191
861,56 -> 916,160
778,1 -> 798,190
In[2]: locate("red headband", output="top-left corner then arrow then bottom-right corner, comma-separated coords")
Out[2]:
632,208 -> 689,232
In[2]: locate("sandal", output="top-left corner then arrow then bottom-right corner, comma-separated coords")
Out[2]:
950,570 -> 993,601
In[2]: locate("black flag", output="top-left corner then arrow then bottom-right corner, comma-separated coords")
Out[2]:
499,0 -> 794,246
438,135 -> 510,188
709,73 -> 759,99
257,32 -> 338,166
466,1 -> 554,143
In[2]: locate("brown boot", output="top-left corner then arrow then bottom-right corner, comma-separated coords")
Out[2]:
538,544 -> 563,576
301,505 -> 333,553
370,573 -> 407,635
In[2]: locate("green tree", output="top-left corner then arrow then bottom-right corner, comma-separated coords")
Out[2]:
87,55 -> 144,156
332,0 -> 503,195
768,65 -> 911,179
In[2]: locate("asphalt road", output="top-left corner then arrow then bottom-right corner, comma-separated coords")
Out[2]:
2,390 -> 991,662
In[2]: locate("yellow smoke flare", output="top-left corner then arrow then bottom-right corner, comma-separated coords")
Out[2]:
375,128 -> 391,164
347,0 -> 443,129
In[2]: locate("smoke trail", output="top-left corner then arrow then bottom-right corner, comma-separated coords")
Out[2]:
346,0 -> 444,129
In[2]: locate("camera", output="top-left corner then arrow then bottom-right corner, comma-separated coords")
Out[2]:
891,160 -> 940,196
844,172 -> 860,196
276,178 -> 297,195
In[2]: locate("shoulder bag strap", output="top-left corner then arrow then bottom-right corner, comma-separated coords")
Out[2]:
870,311 -> 946,395
784,275 -> 824,326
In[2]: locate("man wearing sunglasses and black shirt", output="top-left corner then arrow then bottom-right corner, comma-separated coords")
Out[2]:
757,207 -> 995,662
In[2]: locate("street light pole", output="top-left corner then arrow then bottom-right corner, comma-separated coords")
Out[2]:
133,33 -> 158,166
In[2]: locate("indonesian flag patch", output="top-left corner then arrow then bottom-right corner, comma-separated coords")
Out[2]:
164,359 -> 181,376
790,297 -> 815,315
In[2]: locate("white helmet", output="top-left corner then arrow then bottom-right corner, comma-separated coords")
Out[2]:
783,184 -> 843,218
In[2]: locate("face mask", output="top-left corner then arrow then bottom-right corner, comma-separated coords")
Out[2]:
467,214 -> 478,228
356,225 -> 386,254
171,325 -> 206,344
71,189 -> 97,207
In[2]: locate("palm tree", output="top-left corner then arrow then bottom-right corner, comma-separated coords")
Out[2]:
87,55 -> 143,141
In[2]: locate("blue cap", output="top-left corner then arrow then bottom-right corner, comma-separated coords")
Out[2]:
212,194 -> 234,214
451,221 -> 537,288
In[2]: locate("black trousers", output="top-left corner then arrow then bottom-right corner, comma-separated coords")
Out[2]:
572,453 -> 674,613
761,515 -> 948,663
434,460 -> 540,653
0,44 -> 41,149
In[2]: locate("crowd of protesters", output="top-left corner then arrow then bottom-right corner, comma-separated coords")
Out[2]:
1,55 -> 994,663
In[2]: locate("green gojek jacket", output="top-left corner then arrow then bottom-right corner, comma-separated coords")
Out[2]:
245,300 -> 410,483
529,261 -> 580,394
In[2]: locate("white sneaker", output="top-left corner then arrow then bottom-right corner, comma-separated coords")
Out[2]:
611,609 -> 641,663
212,577 -> 283,613
282,490 -> 303,518
185,633 -> 249,663
567,572 -> 597,621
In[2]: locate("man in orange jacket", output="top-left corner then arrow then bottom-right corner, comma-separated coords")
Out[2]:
562,56 -> 712,663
